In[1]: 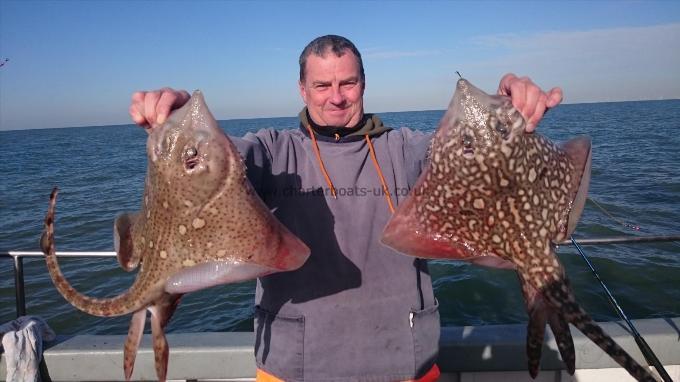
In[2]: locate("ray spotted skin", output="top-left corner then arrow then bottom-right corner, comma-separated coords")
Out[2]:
40,92 -> 310,382
382,79 -> 658,381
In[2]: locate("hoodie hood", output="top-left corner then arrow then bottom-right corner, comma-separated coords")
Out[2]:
299,107 -> 392,143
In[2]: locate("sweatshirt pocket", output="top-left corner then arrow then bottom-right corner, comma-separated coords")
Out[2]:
410,299 -> 440,377
254,305 -> 305,381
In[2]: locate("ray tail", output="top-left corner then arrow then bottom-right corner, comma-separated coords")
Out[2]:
124,309 -> 146,381
518,273 -> 575,377
40,187 -> 153,317
149,294 -> 181,382
542,279 -> 659,382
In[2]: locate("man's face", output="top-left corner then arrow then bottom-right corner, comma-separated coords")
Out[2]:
299,50 -> 365,127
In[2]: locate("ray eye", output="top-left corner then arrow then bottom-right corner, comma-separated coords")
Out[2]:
495,124 -> 509,139
184,147 -> 199,170
185,147 -> 198,158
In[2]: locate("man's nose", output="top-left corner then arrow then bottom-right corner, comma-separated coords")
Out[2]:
329,85 -> 344,104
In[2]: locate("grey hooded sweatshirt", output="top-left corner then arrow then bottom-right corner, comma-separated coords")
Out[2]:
231,109 -> 439,382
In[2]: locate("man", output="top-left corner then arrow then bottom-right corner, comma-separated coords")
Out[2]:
130,35 -> 562,382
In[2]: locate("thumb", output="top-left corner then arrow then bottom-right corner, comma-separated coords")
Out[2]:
546,87 -> 563,108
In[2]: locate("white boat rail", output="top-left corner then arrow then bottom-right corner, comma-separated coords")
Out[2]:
2,234 -> 679,319
2,242 -> 679,381
0,250 -> 116,317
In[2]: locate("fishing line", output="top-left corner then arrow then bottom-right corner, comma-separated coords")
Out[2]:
570,236 -> 672,382
588,197 -> 680,248
588,197 -> 641,231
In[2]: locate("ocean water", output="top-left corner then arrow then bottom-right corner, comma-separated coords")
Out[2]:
1,101 -> 679,336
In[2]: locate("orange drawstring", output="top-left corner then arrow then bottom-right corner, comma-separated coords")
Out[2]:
304,123 -> 396,213
365,135 -> 396,214
305,124 -> 337,198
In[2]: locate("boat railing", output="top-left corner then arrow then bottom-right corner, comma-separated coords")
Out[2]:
2,234 -> 680,319
2,240 -> 680,381
1,250 -> 116,318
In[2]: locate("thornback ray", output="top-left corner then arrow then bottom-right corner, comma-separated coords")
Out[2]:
40,91 -> 310,382
381,79 -> 658,382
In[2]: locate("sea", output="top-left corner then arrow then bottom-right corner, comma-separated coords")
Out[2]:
1,100 -> 679,336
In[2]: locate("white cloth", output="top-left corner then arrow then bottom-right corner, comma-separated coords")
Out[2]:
1,316 -> 55,382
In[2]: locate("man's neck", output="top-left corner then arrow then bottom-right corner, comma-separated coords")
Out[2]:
306,110 -> 367,137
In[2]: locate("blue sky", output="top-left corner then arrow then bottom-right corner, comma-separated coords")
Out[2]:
1,1 -> 679,131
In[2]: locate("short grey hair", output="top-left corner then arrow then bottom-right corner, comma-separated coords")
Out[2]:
299,35 -> 365,84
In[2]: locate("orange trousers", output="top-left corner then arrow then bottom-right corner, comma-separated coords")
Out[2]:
256,363 -> 440,382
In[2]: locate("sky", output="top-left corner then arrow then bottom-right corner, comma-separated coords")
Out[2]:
1,0 -> 679,131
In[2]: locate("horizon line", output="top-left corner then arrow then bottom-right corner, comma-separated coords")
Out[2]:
1,98 -> 678,132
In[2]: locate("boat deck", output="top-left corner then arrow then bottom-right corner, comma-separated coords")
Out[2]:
2,317 -> 678,381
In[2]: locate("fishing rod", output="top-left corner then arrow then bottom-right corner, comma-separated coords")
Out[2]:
557,234 -> 680,246
570,236 -> 673,382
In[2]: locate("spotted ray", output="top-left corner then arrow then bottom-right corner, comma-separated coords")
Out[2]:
40,91 -> 310,382
382,79 -> 657,381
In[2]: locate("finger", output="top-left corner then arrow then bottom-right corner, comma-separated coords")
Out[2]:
177,90 -> 191,104
129,104 -> 150,128
522,83 -> 540,124
131,91 -> 146,106
130,91 -> 154,128
546,87 -> 563,108
156,89 -> 179,125
157,89 -> 192,125
172,90 -> 191,112
144,91 -> 162,127
527,94 -> 548,133
509,78 -> 528,112
497,73 -> 518,96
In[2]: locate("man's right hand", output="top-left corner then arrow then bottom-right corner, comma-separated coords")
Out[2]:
129,87 -> 191,129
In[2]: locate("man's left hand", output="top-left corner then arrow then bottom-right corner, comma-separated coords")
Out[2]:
497,73 -> 563,132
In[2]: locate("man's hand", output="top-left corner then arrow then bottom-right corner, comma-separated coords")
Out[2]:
497,74 -> 562,132
129,87 -> 191,129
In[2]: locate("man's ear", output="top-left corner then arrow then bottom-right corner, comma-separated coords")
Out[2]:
298,80 -> 308,104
